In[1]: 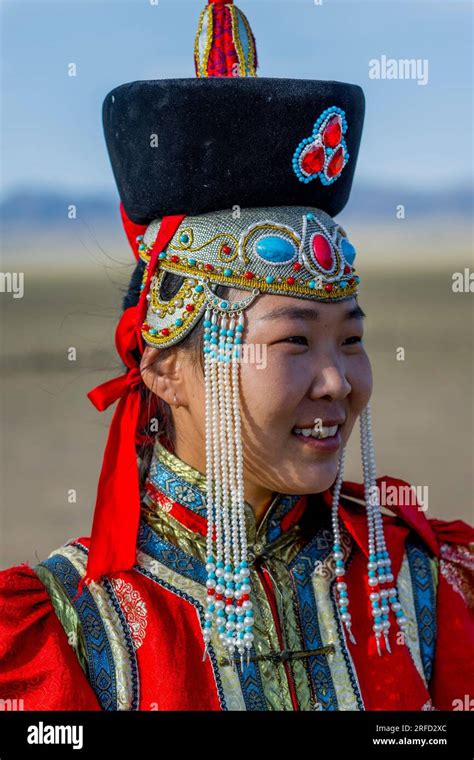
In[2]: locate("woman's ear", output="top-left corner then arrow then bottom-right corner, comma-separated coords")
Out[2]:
140,346 -> 186,406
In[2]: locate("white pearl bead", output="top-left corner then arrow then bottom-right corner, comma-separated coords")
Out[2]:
369,592 -> 380,601
244,632 -> 253,641
368,577 -> 378,587
206,579 -> 216,588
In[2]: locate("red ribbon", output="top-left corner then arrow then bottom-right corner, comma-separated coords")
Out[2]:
73,214 -> 185,601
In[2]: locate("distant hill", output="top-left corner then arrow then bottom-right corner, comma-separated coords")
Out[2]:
0,183 -> 472,232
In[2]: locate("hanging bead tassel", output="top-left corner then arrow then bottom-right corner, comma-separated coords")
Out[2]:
332,448 -> 357,645
359,403 -> 408,655
202,301 -> 255,667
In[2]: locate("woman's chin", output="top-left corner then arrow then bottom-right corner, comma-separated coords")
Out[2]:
271,457 -> 339,496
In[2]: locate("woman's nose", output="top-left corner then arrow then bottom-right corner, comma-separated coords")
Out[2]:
308,361 -> 352,401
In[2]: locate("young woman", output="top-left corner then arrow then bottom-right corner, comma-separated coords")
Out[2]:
0,1 -> 472,712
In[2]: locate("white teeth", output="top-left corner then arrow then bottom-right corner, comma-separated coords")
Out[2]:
293,425 -> 339,439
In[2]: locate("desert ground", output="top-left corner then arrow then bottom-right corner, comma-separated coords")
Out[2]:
1,226 -> 472,567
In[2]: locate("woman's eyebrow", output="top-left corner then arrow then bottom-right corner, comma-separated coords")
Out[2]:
259,304 -> 366,322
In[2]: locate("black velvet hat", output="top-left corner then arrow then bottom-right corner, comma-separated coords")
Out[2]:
103,77 -> 365,225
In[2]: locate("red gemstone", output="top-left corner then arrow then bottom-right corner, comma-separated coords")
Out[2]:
244,271 -> 254,279
222,244 -> 232,255
241,594 -> 249,602
326,146 -> 345,178
286,276 -> 295,285
207,588 -> 215,596
225,597 -> 233,605
293,262 -> 302,271
323,115 -> 342,148
344,265 -> 351,274
311,234 -> 334,271
215,593 -> 223,601
170,254 -> 180,263
161,328 -> 170,336
324,283 -> 333,292
204,264 -> 214,271
185,304 -> 195,312
142,323 -> 150,331
301,144 -> 325,175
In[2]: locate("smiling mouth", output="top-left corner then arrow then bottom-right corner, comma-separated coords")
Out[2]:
292,424 -> 340,440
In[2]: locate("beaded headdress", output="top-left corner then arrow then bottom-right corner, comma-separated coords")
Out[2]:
81,0 -> 407,663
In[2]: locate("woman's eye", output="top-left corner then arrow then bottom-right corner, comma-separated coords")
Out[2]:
281,336 -> 309,346
343,336 -> 363,345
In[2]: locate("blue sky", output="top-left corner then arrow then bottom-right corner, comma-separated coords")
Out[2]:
1,0 -> 472,199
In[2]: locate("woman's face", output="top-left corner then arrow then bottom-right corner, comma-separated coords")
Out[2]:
142,292 -> 372,497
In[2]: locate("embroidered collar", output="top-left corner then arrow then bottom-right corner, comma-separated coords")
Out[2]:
143,440 -> 306,547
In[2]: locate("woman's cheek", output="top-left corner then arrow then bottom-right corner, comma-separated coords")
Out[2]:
348,352 -> 373,409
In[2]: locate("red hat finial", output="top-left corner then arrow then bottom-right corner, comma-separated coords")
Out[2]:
195,1 -> 258,78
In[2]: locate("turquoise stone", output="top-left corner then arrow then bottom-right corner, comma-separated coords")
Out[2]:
341,237 -> 356,265
256,236 -> 295,264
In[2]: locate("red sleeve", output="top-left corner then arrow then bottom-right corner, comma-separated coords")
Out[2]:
0,563 -> 101,711
427,519 -> 474,711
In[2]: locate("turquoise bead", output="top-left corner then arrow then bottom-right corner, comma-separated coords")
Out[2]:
255,235 -> 296,264
224,268 -> 233,277
175,319 -> 183,327
265,276 -> 274,284
235,325 -> 244,332
195,284 -> 204,293
188,258 -> 197,266
341,237 -> 356,265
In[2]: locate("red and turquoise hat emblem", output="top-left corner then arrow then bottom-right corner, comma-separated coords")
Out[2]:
292,106 -> 349,186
